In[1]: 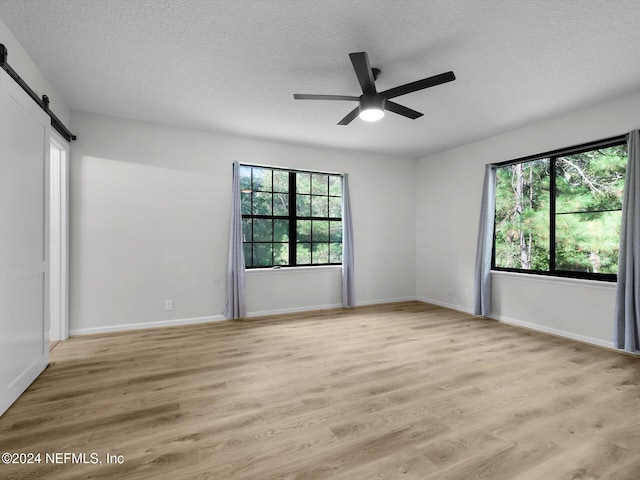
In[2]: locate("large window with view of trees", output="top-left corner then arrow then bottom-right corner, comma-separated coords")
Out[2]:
493,137 -> 627,281
240,165 -> 342,268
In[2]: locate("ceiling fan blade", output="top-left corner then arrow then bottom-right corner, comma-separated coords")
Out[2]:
380,71 -> 455,99
337,107 -> 360,126
349,52 -> 377,95
385,101 -> 423,119
294,94 -> 360,101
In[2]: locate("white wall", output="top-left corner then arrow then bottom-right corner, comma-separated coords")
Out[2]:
416,91 -> 640,348
0,17 -> 69,124
69,112 -> 416,334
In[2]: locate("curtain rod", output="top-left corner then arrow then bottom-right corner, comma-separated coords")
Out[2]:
0,44 -> 76,142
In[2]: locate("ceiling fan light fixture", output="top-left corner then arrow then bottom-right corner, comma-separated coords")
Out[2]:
359,96 -> 385,122
359,107 -> 385,122
292,52 -> 455,126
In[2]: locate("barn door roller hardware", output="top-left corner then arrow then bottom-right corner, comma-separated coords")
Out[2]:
0,44 -> 76,142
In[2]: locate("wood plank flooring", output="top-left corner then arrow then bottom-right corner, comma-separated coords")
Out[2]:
1,301 -> 640,479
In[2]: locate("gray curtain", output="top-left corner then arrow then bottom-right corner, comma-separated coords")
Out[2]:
473,164 -> 497,316
223,161 -> 247,319
342,173 -> 355,307
614,130 -> 640,353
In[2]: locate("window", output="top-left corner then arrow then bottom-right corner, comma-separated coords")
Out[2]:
493,137 -> 627,281
240,165 -> 342,268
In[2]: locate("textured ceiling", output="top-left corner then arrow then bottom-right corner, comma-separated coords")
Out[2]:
1,0 -> 640,158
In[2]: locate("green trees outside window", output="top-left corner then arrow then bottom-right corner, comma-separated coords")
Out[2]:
493,141 -> 627,281
240,165 -> 342,268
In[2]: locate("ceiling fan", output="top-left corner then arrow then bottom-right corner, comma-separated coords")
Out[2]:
293,51 -> 455,125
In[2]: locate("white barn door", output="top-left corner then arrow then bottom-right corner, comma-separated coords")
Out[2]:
0,68 -> 50,416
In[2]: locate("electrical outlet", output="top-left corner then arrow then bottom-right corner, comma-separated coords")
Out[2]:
165,300 -> 173,311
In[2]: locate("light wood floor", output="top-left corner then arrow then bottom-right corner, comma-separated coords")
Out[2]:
1,301 -> 640,479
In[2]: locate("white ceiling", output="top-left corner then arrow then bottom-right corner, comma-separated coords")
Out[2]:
1,0 -> 640,159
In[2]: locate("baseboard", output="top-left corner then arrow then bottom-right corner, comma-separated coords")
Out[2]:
416,296 -> 474,314
357,296 -> 417,307
69,314 -> 227,336
415,296 -> 615,350
491,313 -> 615,349
70,297 -> 419,335
64,296 -> 616,351
67,296 -> 625,354
246,296 -> 417,318
246,303 -> 344,318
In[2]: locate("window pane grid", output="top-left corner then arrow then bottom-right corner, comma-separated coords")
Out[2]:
241,165 -> 342,268
492,141 -> 626,281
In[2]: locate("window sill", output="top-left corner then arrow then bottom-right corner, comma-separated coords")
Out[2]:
491,270 -> 617,291
246,265 -> 342,276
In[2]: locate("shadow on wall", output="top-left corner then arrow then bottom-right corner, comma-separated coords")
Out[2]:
70,155 -> 226,330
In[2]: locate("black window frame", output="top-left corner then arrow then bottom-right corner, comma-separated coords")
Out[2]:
491,134 -> 627,282
240,164 -> 343,269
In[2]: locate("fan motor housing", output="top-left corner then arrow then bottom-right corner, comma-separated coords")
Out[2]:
359,94 -> 385,113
